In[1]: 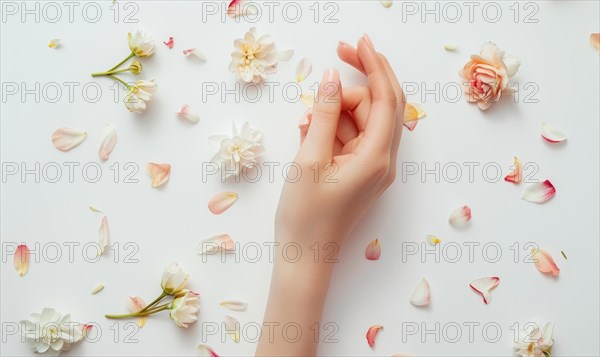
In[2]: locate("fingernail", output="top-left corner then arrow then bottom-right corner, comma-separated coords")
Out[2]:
362,33 -> 375,49
338,40 -> 350,48
321,68 -> 340,96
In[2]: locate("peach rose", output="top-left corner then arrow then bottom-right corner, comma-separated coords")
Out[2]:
460,42 -> 521,110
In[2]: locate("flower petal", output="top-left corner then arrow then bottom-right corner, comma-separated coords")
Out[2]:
444,44 -> 458,51
277,49 -> 294,61
97,216 -> 109,256
14,244 -> 30,277
219,300 -> 248,311
504,156 -> 522,184
590,33 -> 600,50
224,315 -> 240,343
300,93 -> 314,108
208,192 -> 238,215
521,180 -> 556,203
48,39 -> 61,49
503,54 -> 521,78
378,0 -> 393,8
295,58 -> 312,82
403,120 -> 418,131
409,278 -> 431,307
51,128 -> 87,151
163,36 -> 174,49
90,284 -> 104,295
366,325 -> 383,348
176,104 -> 200,124
541,122 -> 567,143
197,344 -> 220,357
469,277 -> 499,304
227,0 -> 257,18
183,48 -> 207,62
365,239 -> 381,260
127,296 -> 148,327
89,205 -> 102,213
532,248 -> 560,276
448,205 -> 472,227
196,234 -> 235,255
98,124 -> 117,161
146,163 -> 171,188
426,235 -> 441,246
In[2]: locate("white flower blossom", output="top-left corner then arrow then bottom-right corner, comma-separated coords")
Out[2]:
20,308 -> 85,356
229,27 -> 278,83
209,122 -> 265,178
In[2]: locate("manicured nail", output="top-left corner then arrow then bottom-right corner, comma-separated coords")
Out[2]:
363,33 -> 375,49
338,40 -> 351,48
321,68 -> 340,96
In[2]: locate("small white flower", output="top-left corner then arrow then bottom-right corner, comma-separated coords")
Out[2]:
123,80 -> 157,113
169,290 -> 200,328
229,27 -> 278,83
209,122 -> 265,178
161,262 -> 189,295
128,29 -> 155,58
514,322 -> 555,357
20,308 -> 84,356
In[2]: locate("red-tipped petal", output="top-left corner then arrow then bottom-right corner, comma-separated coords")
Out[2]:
504,156 -> 522,184
365,239 -> 381,260
449,205 -> 472,227
163,36 -> 174,49
366,325 -> 383,348
197,344 -> 220,357
541,122 -> 567,143
470,277 -> 500,304
532,248 -> 560,276
521,180 -> 556,203
14,244 -> 30,277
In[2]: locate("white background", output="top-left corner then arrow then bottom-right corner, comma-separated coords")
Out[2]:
1,1 -> 599,356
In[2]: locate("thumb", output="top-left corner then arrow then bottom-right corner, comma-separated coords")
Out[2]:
302,68 -> 342,162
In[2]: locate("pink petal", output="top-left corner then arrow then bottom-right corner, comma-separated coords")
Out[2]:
504,156 -> 522,184
51,127 -> 87,151
365,239 -> 381,260
590,33 -> 600,50
521,180 -> 556,203
82,324 -> 93,337
403,120 -> 418,131
366,325 -> 383,348
541,122 -> 567,143
98,216 -> 109,256
295,58 -> 312,82
146,163 -> 171,188
219,300 -> 248,311
197,344 -> 220,357
470,277 -> 499,304
196,234 -> 235,255
98,123 -> 117,161
176,104 -> 200,124
448,205 -> 472,227
409,278 -> 431,307
227,0 -> 257,18
14,244 -> 30,277
183,48 -> 207,62
163,36 -> 174,49
127,296 -> 148,327
208,192 -> 238,215
224,315 -> 240,343
532,248 -> 560,276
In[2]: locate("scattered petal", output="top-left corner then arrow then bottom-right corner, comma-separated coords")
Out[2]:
89,205 -> 102,213
14,244 -> 30,277
146,163 -> 171,188
82,324 -> 94,338
532,248 -> 560,276
378,0 -> 393,8
224,315 -> 240,343
163,36 -> 174,49
197,344 -> 220,357
561,250 -> 567,260
91,284 -> 104,295
590,33 -> 600,50
409,278 -> 431,307
521,180 -> 556,203
470,277 -> 500,304
295,58 -> 312,82
97,216 -> 109,256
504,156 -> 523,184
51,127 -> 87,151
197,234 -> 235,255
365,239 -> 381,260
227,0 -> 258,18
127,296 -> 148,327
300,93 -> 314,108
403,103 -> 426,131
426,234 -> 441,246
541,122 -> 567,143
208,192 -> 238,215
448,205 -> 472,227
176,104 -> 200,124
277,49 -> 294,61
403,120 -> 418,131
220,300 -> 248,311
48,38 -> 61,49
98,124 -> 117,161
366,325 -> 383,347
183,48 -> 207,62
444,44 -> 458,51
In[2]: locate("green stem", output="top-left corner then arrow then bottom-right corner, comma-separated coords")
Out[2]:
105,304 -> 169,319
109,52 -> 135,72
91,68 -> 130,77
108,75 -> 131,89
139,291 -> 168,313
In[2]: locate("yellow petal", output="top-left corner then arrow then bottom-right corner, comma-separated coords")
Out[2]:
146,163 -> 171,188
208,192 -> 238,215
91,284 -> 104,295
300,93 -> 315,108
48,39 -> 61,48
14,244 -> 30,277
295,58 -> 312,82
444,44 -> 458,51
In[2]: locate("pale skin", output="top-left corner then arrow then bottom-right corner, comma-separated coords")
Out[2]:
255,34 -> 405,357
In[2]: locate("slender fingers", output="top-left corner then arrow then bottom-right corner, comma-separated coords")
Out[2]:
378,53 -> 405,171
337,41 -> 366,75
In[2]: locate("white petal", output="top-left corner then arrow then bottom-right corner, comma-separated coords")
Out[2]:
176,104 -> 200,124
541,122 -> 567,143
220,300 -> 248,311
183,48 -> 207,62
97,216 -> 109,256
444,44 -> 458,51
378,0 -> 393,8
48,39 -> 61,49
277,49 -> 294,61
196,234 -> 235,255
470,277 -> 499,304
98,124 -> 117,161
197,344 -> 219,357
295,58 -> 312,82
521,180 -> 556,203
448,205 -> 472,227
52,128 -> 87,151
426,234 -> 441,246
224,315 -> 240,343
503,54 -> 521,77
300,93 -> 315,108
410,278 -> 430,306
